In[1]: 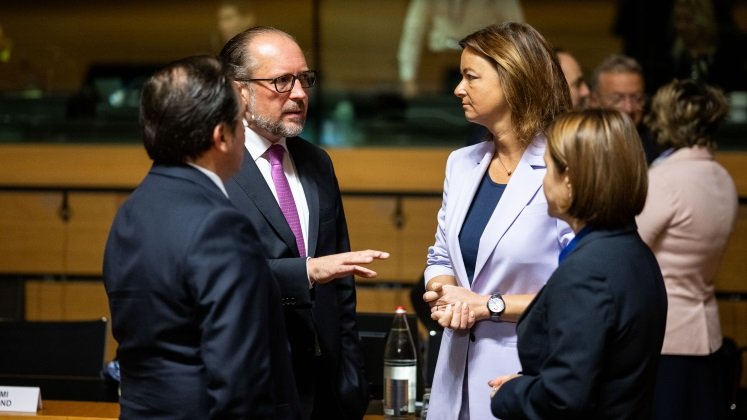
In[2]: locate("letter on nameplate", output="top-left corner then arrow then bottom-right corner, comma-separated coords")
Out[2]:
0,386 -> 42,412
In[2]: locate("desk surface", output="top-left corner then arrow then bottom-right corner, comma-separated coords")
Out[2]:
0,401 -> 119,419
0,401 -> 412,419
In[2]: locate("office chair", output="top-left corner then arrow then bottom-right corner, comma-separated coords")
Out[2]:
0,318 -> 115,401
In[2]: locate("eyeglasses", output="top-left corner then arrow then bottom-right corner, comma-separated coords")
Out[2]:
238,70 -> 317,93
601,93 -> 647,108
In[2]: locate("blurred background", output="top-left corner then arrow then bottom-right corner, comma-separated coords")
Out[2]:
0,0 -> 744,147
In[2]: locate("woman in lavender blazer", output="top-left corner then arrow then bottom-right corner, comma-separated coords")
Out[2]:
422,23 -> 573,420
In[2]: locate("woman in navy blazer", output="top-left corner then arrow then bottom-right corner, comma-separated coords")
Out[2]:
490,110 -> 668,419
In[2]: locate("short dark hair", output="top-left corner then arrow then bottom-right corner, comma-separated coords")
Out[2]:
546,109 -> 648,229
645,79 -> 729,149
140,55 -> 240,164
459,22 -> 571,145
219,26 -> 296,80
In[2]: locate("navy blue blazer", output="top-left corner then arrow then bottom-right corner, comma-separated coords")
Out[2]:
226,137 -> 368,419
492,224 -> 667,419
104,164 -> 299,419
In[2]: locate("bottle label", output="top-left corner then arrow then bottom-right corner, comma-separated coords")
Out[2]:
383,378 -> 409,416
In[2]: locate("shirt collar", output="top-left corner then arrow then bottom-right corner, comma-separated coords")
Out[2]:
243,119 -> 288,162
186,162 -> 229,198
558,224 -> 594,263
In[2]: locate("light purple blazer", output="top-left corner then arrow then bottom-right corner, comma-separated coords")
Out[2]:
424,135 -> 573,420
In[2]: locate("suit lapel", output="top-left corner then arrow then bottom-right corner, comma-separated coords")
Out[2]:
287,138 -> 319,256
231,149 -> 300,255
449,144 -> 494,289
471,136 -> 547,286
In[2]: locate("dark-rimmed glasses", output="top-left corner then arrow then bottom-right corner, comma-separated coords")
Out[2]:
238,70 -> 317,93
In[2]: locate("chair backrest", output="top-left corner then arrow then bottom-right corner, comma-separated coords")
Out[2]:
0,318 -> 108,377
0,318 -> 113,401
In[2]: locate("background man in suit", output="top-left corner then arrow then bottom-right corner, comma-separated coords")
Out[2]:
556,48 -> 590,109
588,54 -> 660,164
103,55 -> 299,419
219,27 -> 389,419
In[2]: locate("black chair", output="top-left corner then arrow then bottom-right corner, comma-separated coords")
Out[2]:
0,318 -> 116,401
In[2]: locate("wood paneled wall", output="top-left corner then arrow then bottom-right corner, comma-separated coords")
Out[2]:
1,144 -> 746,384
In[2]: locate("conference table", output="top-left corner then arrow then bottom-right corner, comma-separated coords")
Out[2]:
0,401 -> 118,419
0,400 -> 418,419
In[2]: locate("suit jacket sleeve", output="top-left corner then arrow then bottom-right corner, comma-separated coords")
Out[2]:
425,149 -> 456,281
187,208 -> 278,418
268,147 -> 367,417
636,166 -> 673,246
491,261 -> 615,419
313,153 -> 367,417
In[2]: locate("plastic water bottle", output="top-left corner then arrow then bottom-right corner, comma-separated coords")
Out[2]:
383,306 -> 417,417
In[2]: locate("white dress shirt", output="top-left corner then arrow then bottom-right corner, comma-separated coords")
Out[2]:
187,162 -> 229,198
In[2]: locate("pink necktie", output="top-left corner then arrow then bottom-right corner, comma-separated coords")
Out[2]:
267,144 -> 306,257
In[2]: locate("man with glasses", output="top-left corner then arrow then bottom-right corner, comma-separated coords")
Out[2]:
589,53 -> 660,164
219,27 -> 389,420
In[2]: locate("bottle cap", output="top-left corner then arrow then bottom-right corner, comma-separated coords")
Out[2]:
395,306 -> 407,314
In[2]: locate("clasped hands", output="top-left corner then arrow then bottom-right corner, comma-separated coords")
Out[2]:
423,281 -> 481,330
307,249 -> 389,284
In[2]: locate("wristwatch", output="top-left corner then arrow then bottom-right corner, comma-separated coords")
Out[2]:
487,294 -> 506,322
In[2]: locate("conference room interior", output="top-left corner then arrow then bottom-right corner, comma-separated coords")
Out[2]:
1,0 -> 746,417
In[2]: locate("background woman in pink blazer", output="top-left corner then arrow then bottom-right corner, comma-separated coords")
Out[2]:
637,79 -> 736,420
422,22 -> 573,419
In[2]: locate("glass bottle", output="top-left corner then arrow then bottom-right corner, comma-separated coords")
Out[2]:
383,306 -> 417,417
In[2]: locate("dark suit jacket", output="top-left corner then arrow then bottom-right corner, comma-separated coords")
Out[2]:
492,224 -> 667,420
226,137 -> 368,419
104,164 -> 300,419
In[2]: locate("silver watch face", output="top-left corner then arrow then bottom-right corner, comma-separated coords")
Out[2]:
488,296 -> 505,313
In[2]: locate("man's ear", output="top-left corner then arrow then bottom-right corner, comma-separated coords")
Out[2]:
235,81 -> 250,104
212,122 -> 230,152
234,83 -> 251,122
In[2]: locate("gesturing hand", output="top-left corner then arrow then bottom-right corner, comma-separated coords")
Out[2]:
307,249 -> 389,284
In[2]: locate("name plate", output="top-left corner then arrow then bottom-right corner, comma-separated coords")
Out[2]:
0,386 -> 42,413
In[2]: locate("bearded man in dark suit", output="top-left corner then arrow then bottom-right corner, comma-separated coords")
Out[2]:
220,27 -> 389,420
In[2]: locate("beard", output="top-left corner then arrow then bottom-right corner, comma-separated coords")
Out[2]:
248,88 -> 305,138
252,113 -> 304,138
